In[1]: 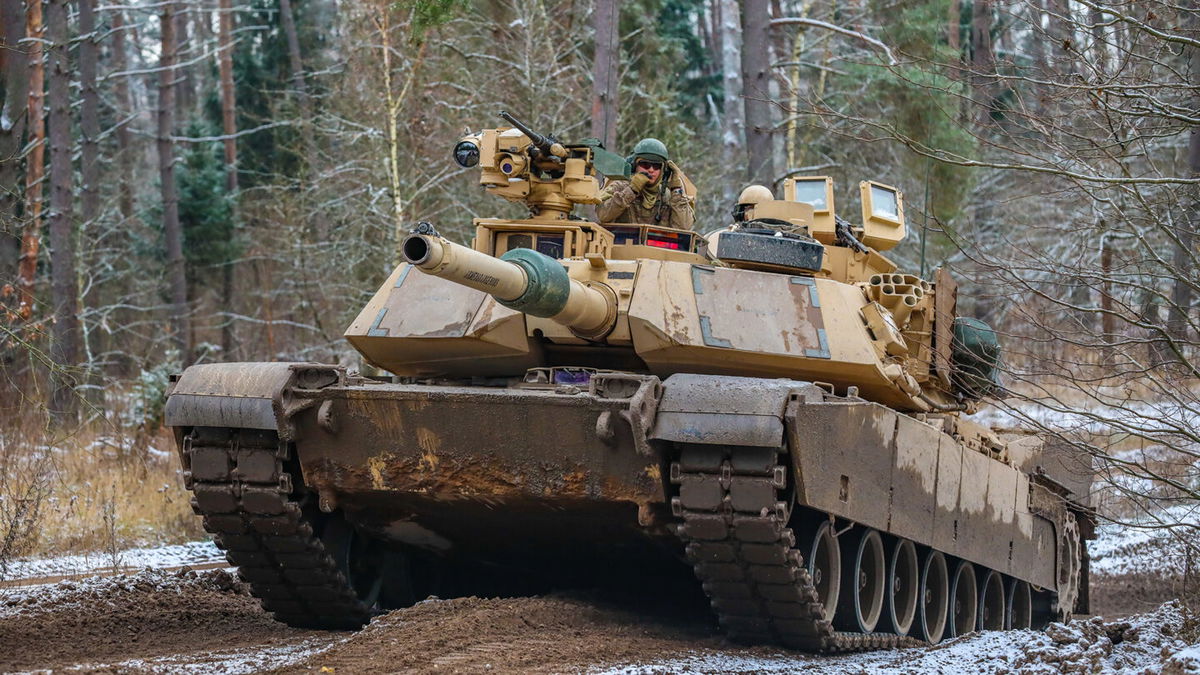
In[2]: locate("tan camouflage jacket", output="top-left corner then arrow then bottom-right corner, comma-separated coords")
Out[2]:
597,180 -> 695,230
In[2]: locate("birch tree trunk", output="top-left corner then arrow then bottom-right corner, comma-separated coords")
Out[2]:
589,0 -> 619,150
719,0 -> 743,204
158,1 -> 190,360
0,0 -> 29,289
17,0 -> 45,320
46,0 -> 80,415
740,0 -> 773,186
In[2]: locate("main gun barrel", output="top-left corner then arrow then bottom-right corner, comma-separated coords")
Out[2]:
402,226 -> 616,339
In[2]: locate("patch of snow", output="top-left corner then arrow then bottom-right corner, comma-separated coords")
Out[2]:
1089,504 -> 1200,576
66,638 -> 336,674
594,602 -> 1198,675
0,567 -> 240,619
1165,644 -> 1200,674
2,540 -> 223,582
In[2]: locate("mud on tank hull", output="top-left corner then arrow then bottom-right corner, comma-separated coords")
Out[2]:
166,361 -> 1091,650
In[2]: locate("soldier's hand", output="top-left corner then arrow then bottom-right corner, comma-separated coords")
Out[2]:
630,172 -> 651,193
666,161 -> 685,190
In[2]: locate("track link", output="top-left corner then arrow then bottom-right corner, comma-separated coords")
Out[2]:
183,426 -> 373,630
670,444 -> 919,652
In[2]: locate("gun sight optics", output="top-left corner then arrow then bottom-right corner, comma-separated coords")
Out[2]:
454,135 -> 481,168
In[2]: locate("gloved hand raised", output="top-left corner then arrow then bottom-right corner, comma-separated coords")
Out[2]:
630,172 -> 652,193
666,160 -> 685,190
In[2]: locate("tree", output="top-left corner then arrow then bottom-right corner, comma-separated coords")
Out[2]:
17,0 -> 44,321
46,0 -> 81,416
590,0 -> 620,150
158,1 -> 190,359
217,0 -> 239,357
741,0 -> 774,186
0,0 -> 29,292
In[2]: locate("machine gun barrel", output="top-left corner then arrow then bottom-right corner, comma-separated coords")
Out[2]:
498,110 -> 567,159
402,224 -> 616,338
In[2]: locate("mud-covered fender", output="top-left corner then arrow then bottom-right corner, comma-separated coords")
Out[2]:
650,373 -> 823,447
164,362 -> 341,441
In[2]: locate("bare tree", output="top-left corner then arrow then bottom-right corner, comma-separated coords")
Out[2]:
78,0 -> 100,237
46,0 -> 80,414
111,9 -> 135,222
279,0 -> 318,171
718,0 -> 743,203
158,1 -> 190,359
0,0 -> 29,291
17,0 -> 45,321
589,0 -> 619,151
741,0 -> 774,186
218,0 -> 238,358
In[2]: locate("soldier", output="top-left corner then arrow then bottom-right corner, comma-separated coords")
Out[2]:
597,138 -> 695,230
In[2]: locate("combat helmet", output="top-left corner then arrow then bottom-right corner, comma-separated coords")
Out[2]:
734,184 -> 774,222
631,138 -> 669,164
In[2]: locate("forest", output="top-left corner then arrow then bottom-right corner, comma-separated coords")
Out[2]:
0,0 -> 1196,595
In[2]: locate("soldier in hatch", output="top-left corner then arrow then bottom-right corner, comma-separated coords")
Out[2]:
597,138 -> 695,230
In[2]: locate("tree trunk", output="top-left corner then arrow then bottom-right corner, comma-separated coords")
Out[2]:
112,9 -> 135,221
970,0 -> 995,129
77,0 -> 101,388
17,0 -> 45,320
173,7 -> 194,120
219,0 -> 239,358
740,0 -> 773,186
1100,235 -> 1115,340
947,0 -> 960,55
0,0 -> 30,290
1027,0 -> 1047,105
46,0 -> 80,416
1046,0 -> 1074,77
158,1 -> 190,360
719,0 -> 744,205
1170,8 -> 1199,341
279,0 -> 318,171
78,0 -> 99,236
589,0 -> 619,150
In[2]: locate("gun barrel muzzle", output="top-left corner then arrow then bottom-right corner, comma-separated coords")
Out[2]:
402,233 -> 529,302
402,232 -> 617,338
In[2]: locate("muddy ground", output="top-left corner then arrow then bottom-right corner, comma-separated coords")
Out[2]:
1,567 -> 1196,674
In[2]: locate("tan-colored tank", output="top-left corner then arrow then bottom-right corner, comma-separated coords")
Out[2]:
164,111 -> 1094,650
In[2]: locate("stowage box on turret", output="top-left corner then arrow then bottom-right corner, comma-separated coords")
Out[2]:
165,112 -> 1094,651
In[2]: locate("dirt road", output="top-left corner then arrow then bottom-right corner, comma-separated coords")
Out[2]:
1,568 -> 1195,674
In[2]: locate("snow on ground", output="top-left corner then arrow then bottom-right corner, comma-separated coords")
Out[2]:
594,602 -> 1199,674
0,566 -> 232,619
1089,503 -> 1200,576
0,540 -> 223,583
64,638 -> 335,674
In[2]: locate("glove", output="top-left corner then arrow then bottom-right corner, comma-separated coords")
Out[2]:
666,160 -> 685,190
629,172 -> 651,193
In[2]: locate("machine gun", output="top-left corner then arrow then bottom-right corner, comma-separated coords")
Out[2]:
452,111 -> 628,220
498,110 -> 567,161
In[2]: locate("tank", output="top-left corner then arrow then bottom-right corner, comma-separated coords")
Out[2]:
164,111 -> 1095,651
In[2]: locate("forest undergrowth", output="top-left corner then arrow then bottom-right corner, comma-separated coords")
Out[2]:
0,399 -> 201,577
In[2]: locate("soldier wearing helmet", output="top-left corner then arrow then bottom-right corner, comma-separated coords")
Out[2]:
705,184 -> 776,257
597,138 -> 695,230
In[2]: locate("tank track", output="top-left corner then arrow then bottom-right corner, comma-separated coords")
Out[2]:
182,426 -> 374,630
669,444 -> 920,652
